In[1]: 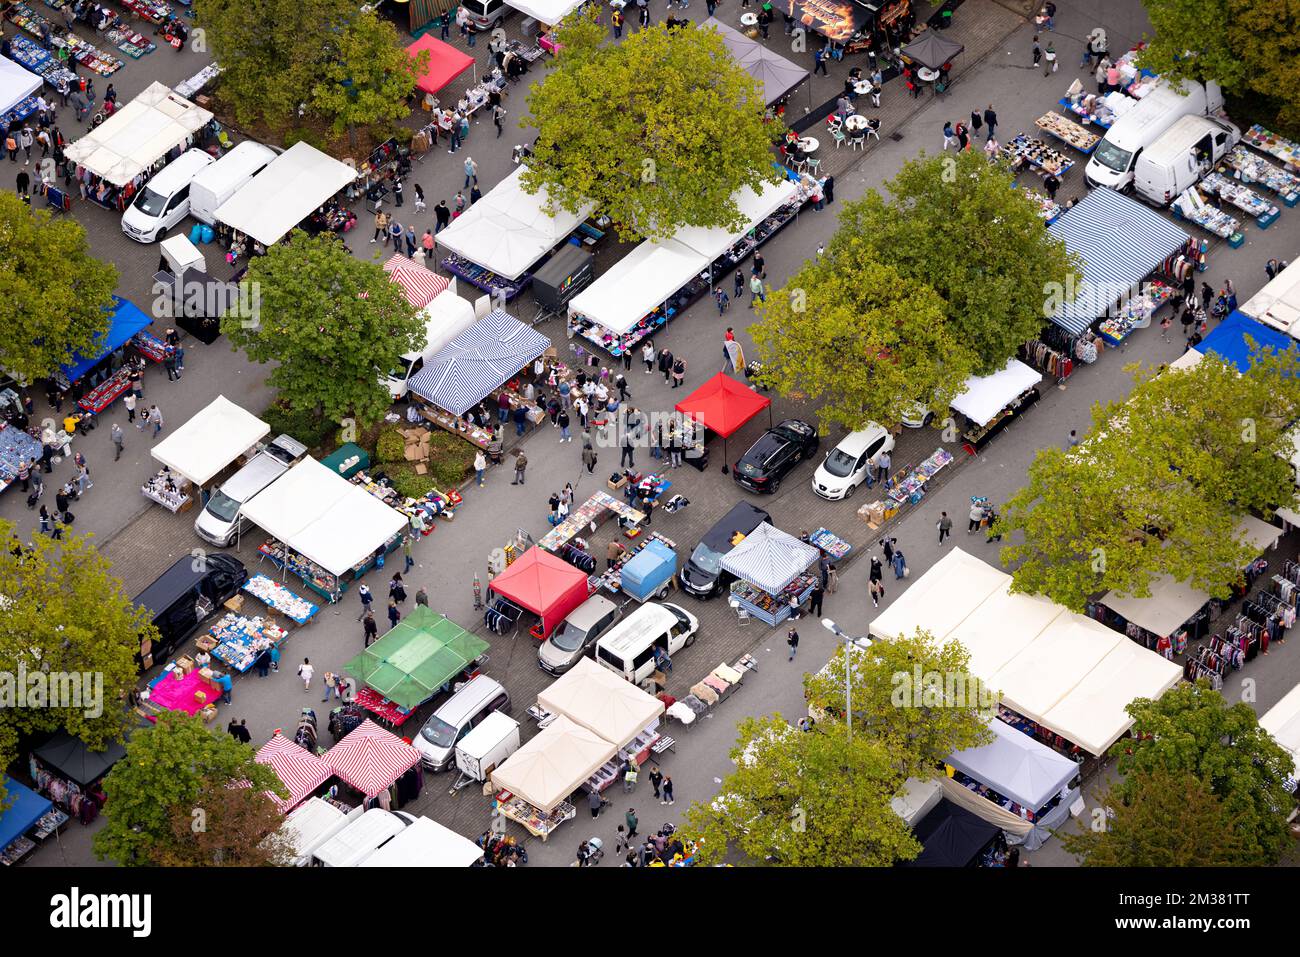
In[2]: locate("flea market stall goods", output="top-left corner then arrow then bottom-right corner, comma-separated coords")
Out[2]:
483,546 -> 592,640
407,308 -> 552,449
240,457 -> 410,602
0,51 -> 41,128
24,731 -> 126,835
63,81 -> 212,211
534,488 -> 647,576
721,522 -> 821,626
4,35 -> 76,132
948,359 -> 1042,452
343,607 -> 489,728
0,775 -> 66,866
434,166 -> 597,302
0,421 -> 43,495
146,394 -> 270,513
5,2 -> 128,74
567,180 -> 808,356
57,296 -> 155,413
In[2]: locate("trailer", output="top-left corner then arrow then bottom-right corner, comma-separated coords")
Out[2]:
453,711 -> 521,791
619,538 -> 678,602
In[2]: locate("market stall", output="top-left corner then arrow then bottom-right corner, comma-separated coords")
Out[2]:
243,574 -> 319,625
25,733 -> 122,829
0,776 -> 62,866
486,546 -> 592,640
407,33 -> 475,98
1173,185 -> 1241,240
1241,259 -> 1300,335
382,253 -> 451,310
673,372 -> 772,472
323,718 -> 422,801
949,359 -> 1042,450
490,714 -> 616,841
0,54 -> 40,119
212,142 -> 357,247
784,0 -> 912,53
1199,171 -> 1282,227
148,395 -> 269,509
0,423 -> 43,496
58,296 -> 153,410
343,607 -> 489,728
702,18 -> 809,106
720,522 -> 821,626
241,457 -> 409,602
6,2 -> 126,74
1259,681 -> 1300,779
537,488 -> 646,562
208,611 -> 288,673
1193,310 -> 1296,372
139,663 -> 222,723
1243,124 -> 1300,176
255,732 -> 334,813
902,799 -> 1001,866
1221,146 -> 1300,205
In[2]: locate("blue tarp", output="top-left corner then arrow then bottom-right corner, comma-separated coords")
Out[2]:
60,296 -> 153,383
0,776 -> 52,851
1195,311 -> 1297,373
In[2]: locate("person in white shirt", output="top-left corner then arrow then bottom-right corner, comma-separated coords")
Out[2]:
297,658 -> 314,691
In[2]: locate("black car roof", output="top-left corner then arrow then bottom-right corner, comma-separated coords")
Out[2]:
699,502 -> 771,551
132,553 -> 244,618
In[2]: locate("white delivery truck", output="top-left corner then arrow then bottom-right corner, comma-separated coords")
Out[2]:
274,797 -> 351,866
383,285 -> 476,400
1133,114 -> 1241,206
188,140 -> 278,225
358,816 -> 483,867
454,710 -> 521,785
1085,79 -> 1224,192
311,808 -> 416,867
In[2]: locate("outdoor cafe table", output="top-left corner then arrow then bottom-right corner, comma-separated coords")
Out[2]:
844,115 -> 870,132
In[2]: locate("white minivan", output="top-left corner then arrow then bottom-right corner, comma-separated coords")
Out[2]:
193,434 -> 307,546
188,140 -> 277,225
595,602 -> 699,689
413,674 -> 511,771
121,149 -> 214,242
1132,114 -> 1240,206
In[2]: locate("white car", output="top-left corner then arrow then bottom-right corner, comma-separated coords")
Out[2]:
811,424 -> 895,500
899,401 -> 935,429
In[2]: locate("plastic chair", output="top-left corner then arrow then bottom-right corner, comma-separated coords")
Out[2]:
850,135 -> 866,151
866,124 -> 881,142
831,126 -> 847,148
805,157 -> 822,175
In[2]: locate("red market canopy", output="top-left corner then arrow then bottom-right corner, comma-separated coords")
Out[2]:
407,34 -> 475,97
255,732 -> 333,813
674,372 -> 771,437
324,718 -> 421,799
383,253 -> 451,309
489,546 -> 592,638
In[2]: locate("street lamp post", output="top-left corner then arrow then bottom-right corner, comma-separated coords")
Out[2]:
821,618 -> 871,743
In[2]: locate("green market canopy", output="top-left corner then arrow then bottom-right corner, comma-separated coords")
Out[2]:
344,607 -> 489,711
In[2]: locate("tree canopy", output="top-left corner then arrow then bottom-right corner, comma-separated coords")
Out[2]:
998,352 -> 1300,611
221,232 -> 424,427
832,149 -> 1080,374
521,10 -> 779,241
149,780 -> 293,866
683,716 -> 920,866
1109,682 -> 1293,866
803,628 -> 994,781
749,252 -> 975,432
0,526 -> 146,809
0,192 -> 118,384
95,712 -> 287,866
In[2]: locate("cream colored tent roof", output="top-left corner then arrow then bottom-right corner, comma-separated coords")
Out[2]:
868,548 -> 1008,642
490,715 -> 616,813
537,658 -> 664,749
150,395 -> 269,486
65,82 -> 212,187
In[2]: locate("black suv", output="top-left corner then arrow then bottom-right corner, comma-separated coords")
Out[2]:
733,419 -> 820,494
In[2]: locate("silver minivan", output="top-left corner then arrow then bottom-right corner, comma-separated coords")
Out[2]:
461,0 -> 511,31
414,675 -> 511,771
538,594 -> 622,675
193,434 -> 307,546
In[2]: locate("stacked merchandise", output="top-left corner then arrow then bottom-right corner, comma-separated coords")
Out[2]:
75,367 -> 132,413
729,572 -> 817,618
116,0 -> 172,24
439,253 -> 531,302
141,467 -> 191,512
886,448 -> 956,505
1,93 -> 39,129
1020,187 -> 1062,223
258,540 -> 339,598
175,62 -> 221,100
1243,124 -> 1300,175
808,527 -> 851,562
494,793 -> 575,839
1221,146 -> 1300,199
130,330 -> 169,363
209,613 -> 287,673
1200,171 -> 1281,222
243,574 -> 319,624
1173,186 -> 1239,239
1059,88 -> 1133,128
1002,135 -> 1074,176
1034,111 -> 1100,153
28,757 -> 102,825
1098,279 -> 1176,343
5,3 -> 124,74
665,656 -> 756,728
350,469 -> 459,526
9,36 -> 74,93
0,423 -> 43,492
353,688 -> 416,727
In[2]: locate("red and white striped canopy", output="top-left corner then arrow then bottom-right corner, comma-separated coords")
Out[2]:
383,253 -> 450,310
255,732 -> 334,813
324,718 -> 421,799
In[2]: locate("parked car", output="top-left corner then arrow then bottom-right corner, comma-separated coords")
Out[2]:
733,419 -> 819,493
812,424 -> 895,500
537,594 -> 623,675
900,402 -> 935,429
680,502 -> 771,598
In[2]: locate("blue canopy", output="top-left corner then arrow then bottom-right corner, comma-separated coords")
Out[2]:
61,296 -> 153,383
1194,311 -> 1297,372
407,310 -> 551,416
1046,189 -> 1190,335
0,776 -> 52,851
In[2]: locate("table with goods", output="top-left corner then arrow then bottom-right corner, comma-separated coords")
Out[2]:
243,574 -> 319,625
808,528 -> 852,564
886,447 -> 956,505
1034,112 -> 1100,153
729,573 -> 818,627
493,791 -> 576,842
0,423 -> 44,494
354,688 -> 418,728
257,534 -> 401,602
1220,147 -> 1300,205
1199,171 -> 1281,227
141,467 -> 193,512
208,613 -> 288,673
1243,125 -> 1300,175
350,469 -> 460,527
1019,186 -> 1062,223
1098,279 -> 1177,344
1002,135 -> 1074,176
5,3 -> 125,73
1172,187 -> 1241,240
537,489 -> 646,553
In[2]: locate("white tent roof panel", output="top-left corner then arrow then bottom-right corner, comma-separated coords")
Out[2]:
150,395 -> 270,487
0,55 -> 41,115
537,658 -> 664,750
479,166 -> 594,244
490,715 -> 617,813
673,179 -> 800,262
868,548 -> 1009,642
569,239 -> 709,335
1240,259 -> 1300,337
213,142 -> 357,246
504,0 -> 585,25
65,82 -> 213,187
358,816 -> 482,867
989,614 -> 1122,723
950,359 -> 1042,427
946,718 -> 1079,810
1259,682 -> 1300,777
947,584 -> 1066,680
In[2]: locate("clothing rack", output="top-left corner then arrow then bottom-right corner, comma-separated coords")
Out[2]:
483,597 -> 523,635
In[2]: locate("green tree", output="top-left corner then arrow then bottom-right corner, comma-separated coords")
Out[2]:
683,716 -> 919,866
149,780 -> 293,866
0,527 -> 146,809
94,712 -> 286,866
998,352 -> 1300,610
0,192 -> 117,383
833,150 -> 1081,373
1137,0 -> 1300,132
1060,767 -> 1251,866
803,628 -> 994,781
1110,682 -> 1293,866
521,10 -> 779,241
750,253 -> 975,432
311,9 -> 424,145
221,232 -> 424,427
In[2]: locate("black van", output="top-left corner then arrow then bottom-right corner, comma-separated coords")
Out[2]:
132,554 -> 248,666
679,502 -> 771,599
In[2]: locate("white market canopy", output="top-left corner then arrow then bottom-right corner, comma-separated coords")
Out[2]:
1259,682 -> 1300,777
701,18 -> 810,106
870,549 -> 1182,755
569,238 -> 709,335
1241,259 -> 1300,338
946,718 -> 1079,812
504,0 -> 585,26
358,816 -> 482,867
240,457 -> 408,578
1101,515 -> 1282,635
435,165 -> 594,280
65,81 -> 213,187
213,141 -> 357,246
673,178 -> 801,262
490,714 -> 617,813
0,55 -> 41,115
949,359 -> 1042,427
719,522 -> 820,595
537,658 -> 664,750
150,395 -> 270,487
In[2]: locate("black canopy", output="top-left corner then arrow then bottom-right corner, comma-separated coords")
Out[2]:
34,730 -> 127,788
900,31 -> 964,70
902,799 -> 998,867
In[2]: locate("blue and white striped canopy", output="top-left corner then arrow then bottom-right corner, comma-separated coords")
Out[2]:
407,309 -> 551,416
1046,188 -> 1190,335
720,522 -> 820,595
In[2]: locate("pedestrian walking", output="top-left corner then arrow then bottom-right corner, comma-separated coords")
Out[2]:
1043,43 -> 1057,75
983,104 -> 998,140
38,505 -> 51,536
658,347 -> 674,384
356,582 -> 373,621
827,563 -> 840,595
321,671 -> 339,703
809,582 -> 824,617
623,762 -> 638,792
892,548 -> 908,580
1068,429 -> 1079,448
1032,37 -> 1042,69
1043,172 -> 1060,201
787,625 -> 800,660
434,200 -> 451,233
413,183 -> 426,212
422,228 -> 435,262
511,450 -> 527,485
956,122 -> 969,151
661,776 -> 674,806
403,533 -> 415,572
363,610 -> 378,646
393,178 -> 404,207
404,225 -> 417,259
942,121 -> 957,150
463,156 -> 478,188
372,209 -> 389,243
626,808 -> 639,838
148,405 -> 164,438
671,356 -> 686,389
869,556 -> 884,606
937,511 -> 952,544
749,274 -> 765,307
649,766 -> 663,799
415,587 -> 429,607
387,598 -> 401,628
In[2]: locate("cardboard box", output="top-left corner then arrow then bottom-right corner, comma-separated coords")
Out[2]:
414,462 -> 428,475
607,475 -> 628,491
174,655 -> 195,675
224,594 -> 244,613
199,705 -> 218,724
199,667 -> 215,683
195,635 -> 218,652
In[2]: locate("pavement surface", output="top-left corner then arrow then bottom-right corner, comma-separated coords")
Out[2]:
11,0 -> 1300,868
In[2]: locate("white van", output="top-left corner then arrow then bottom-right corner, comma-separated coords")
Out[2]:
384,287 -> 475,400
595,602 -> 699,688
1085,79 -> 1223,192
188,140 -> 277,225
413,674 -> 511,771
121,149 -> 215,243
193,434 -> 307,546
1133,114 -> 1240,206
311,808 -> 415,867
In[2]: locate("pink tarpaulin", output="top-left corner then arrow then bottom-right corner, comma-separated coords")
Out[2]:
407,34 -> 475,97
146,670 -> 220,719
